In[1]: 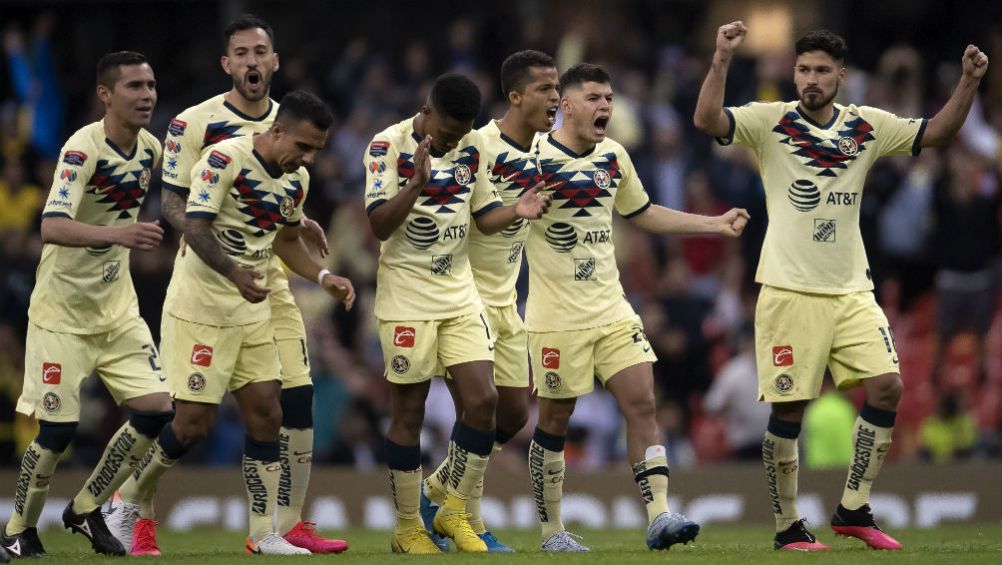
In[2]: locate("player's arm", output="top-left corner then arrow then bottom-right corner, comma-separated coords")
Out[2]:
922,45 -> 989,147
272,225 -> 355,310
161,115 -> 200,231
184,216 -> 268,303
40,217 -> 163,250
367,136 -> 431,241
161,188 -> 188,232
693,21 -> 747,137
627,204 -> 750,237
473,183 -> 551,235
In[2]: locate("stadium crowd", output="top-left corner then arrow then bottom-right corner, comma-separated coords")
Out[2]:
1,1 -> 1000,473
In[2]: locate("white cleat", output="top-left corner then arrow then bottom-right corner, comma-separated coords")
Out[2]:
541,530 -> 589,552
245,533 -> 311,555
103,497 -> 140,551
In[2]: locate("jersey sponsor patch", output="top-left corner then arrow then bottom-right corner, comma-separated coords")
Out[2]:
42,362 -> 62,384
168,119 -> 188,136
63,151 -> 87,166
369,141 -> 390,157
393,326 -> 415,348
208,150 -> 232,169
191,344 -> 214,367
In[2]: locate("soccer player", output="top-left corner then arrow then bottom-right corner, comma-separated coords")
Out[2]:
693,23 -> 989,550
419,50 -> 559,553
526,63 -> 749,552
364,73 -> 551,554
107,15 -> 347,555
1,51 -> 174,558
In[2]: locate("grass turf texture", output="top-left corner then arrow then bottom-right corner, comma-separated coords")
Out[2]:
26,523 -> 1001,563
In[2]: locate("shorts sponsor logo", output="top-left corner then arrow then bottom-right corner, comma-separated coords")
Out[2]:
542,348 -> 560,369
454,164 -> 472,186
279,195 -> 295,218
102,261 -> 121,283
191,344 -> 213,367
42,392 -> 61,413
774,373 -> 794,394
814,219 -> 836,242
393,326 -> 415,348
544,371 -> 561,391
772,345 -> 794,367
431,254 -> 453,276
187,372 -> 206,392
593,169 -> 612,189
62,150 -> 88,166
168,119 -> 187,136
368,141 -> 390,157
788,179 -> 821,212
391,355 -> 410,375
838,136 -> 859,156
42,363 -> 62,384
139,167 -> 152,190
575,258 -> 596,281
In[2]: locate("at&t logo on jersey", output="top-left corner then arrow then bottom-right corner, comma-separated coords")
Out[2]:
393,326 -> 416,348
772,345 -> 794,367
541,348 -> 560,369
42,363 -> 62,384
191,344 -> 214,367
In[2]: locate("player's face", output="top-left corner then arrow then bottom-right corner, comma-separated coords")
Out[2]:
222,28 -> 279,103
514,66 -> 560,132
101,63 -> 157,129
422,108 -> 474,153
560,81 -> 613,144
272,119 -> 329,173
794,51 -> 845,112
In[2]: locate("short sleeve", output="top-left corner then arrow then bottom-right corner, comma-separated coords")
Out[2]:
863,106 -> 927,157
363,137 -> 400,215
716,102 -> 775,148
161,114 -> 201,196
186,148 -> 237,220
612,149 -> 651,218
286,168 -> 309,226
470,151 -> 502,218
42,139 -> 98,220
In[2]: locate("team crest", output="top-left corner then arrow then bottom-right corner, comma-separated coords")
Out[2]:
139,168 -> 152,190
391,355 -> 410,375
454,164 -> 472,186
279,195 -> 295,218
593,169 -> 612,189
838,136 -> 859,156
42,392 -> 61,413
544,371 -> 561,391
187,372 -> 206,392
774,374 -> 794,394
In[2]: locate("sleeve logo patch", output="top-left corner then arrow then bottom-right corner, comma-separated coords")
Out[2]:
63,151 -> 87,166
168,119 -> 188,136
207,150 -> 232,169
369,141 -> 390,157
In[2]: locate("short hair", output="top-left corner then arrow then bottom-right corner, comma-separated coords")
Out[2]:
558,63 -> 611,94
795,30 -> 848,64
275,91 -> 334,130
429,73 -> 481,122
224,14 -> 275,51
96,51 -> 148,89
500,50 -> 555,97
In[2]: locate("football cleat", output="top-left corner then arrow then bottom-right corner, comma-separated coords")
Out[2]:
103,496 -> 140,551
831,504 -> 902,550
62,502 -> 126,555
433,510 -> 487,552
419,488 -> 450,551
646,511 -> 700,550
390,526 -> 443,554
774,518 -> 831,551
283,521 -> 348,554
131,519 -> 161,556
478,530 -> 515,553
244,533 -> 310,555
541,530 -> 590,552
1,526 -> 46,558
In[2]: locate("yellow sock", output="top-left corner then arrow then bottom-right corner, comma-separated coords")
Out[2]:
72,422 -> 155,514
466,442 -> 500,534
529,430 -> 566,541
390,468 -> 423,530
841,408 -> 894,510
763,431 -> 800,532
243,438 -> 281,542
424,444 -> 451,506
276,427 -> 313,534
120,440 -> 177,519
5,442 -> 60,535
632,449 -> 670,523
441,441 -> 489,514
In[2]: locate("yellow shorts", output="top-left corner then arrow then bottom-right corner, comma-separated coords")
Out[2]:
483,303 -> 529,388
270,288 -> 311,389
755,286 -> 900,402
161,314 -> 281,404
378,311 -> 494,384
528,315 -> 657,399
18,317 -> 168,422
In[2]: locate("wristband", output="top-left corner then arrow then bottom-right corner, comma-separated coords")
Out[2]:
317,268 -> 331,286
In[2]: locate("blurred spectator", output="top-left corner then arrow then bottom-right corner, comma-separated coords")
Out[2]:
920,393 -> 976,462
4,15 -> 64,159
803,383 -> 856,469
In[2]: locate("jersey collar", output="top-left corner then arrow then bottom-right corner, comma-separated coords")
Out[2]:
795,104 -> 841,130
224,99 -> 274,122
546,132 -> 595,158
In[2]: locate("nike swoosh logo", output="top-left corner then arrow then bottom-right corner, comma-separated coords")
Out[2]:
500,172 -> 519,183
546,469 -> 562,476
293,450 -> 313,456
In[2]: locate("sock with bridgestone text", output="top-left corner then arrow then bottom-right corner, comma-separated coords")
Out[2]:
441,423 -> 494,514
763,417 -> 801,533
243,436 -> 281,542
529,427 -> 566,541
120,422 -> 189,519
632,445 -> 670,523
841,403 -> 895,510
386,439 -> 423,531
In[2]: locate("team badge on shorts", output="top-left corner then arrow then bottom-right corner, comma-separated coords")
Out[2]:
774,373 -> 794,395
391,355 -> 410,375
593,169 -> 611,189
279,195 -> 295,219
454,164 -> 472,186
42,392 -> 61,414
544,371 -> 561,391
187,372 -> 206,392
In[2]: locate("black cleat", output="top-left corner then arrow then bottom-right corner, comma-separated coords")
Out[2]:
774,518 -> 831,551
1,526 -> 46,558
62,502 -> 126,556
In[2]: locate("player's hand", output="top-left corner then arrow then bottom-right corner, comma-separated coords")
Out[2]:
321,272 -> 356,311
716,21 -> 747,55
514,182 -> 552,219
409,135 -> 432,191
178,234 -> 187,256
300,216 -> 329,258
116,220 -> 164,250
229,265 -> 270,303
717,207 -> 750,237
961,45 -> 989,80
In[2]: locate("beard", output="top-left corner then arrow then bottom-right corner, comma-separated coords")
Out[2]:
232,72 -> 272,102
799,84 -> 838,111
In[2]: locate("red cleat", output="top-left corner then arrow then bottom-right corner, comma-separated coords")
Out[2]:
131,519 -> 161,556
283,521 -> 348,554
831,504 -> 902,550
774,519 -> 832,551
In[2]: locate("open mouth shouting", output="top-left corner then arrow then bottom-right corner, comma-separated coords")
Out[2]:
246,69 -> 263,93
593,115 -> 610,137
545,106 -> 558,127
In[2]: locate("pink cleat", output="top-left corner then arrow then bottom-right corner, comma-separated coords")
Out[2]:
831,504 -> 902,550
774,519 -> 832,551
283,521 -> 348,554
131,519 -> 161,556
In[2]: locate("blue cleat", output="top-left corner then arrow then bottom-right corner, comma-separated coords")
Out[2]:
479,531 -> 515,553
646,512 -> 700,550
419,488 -> 450,552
